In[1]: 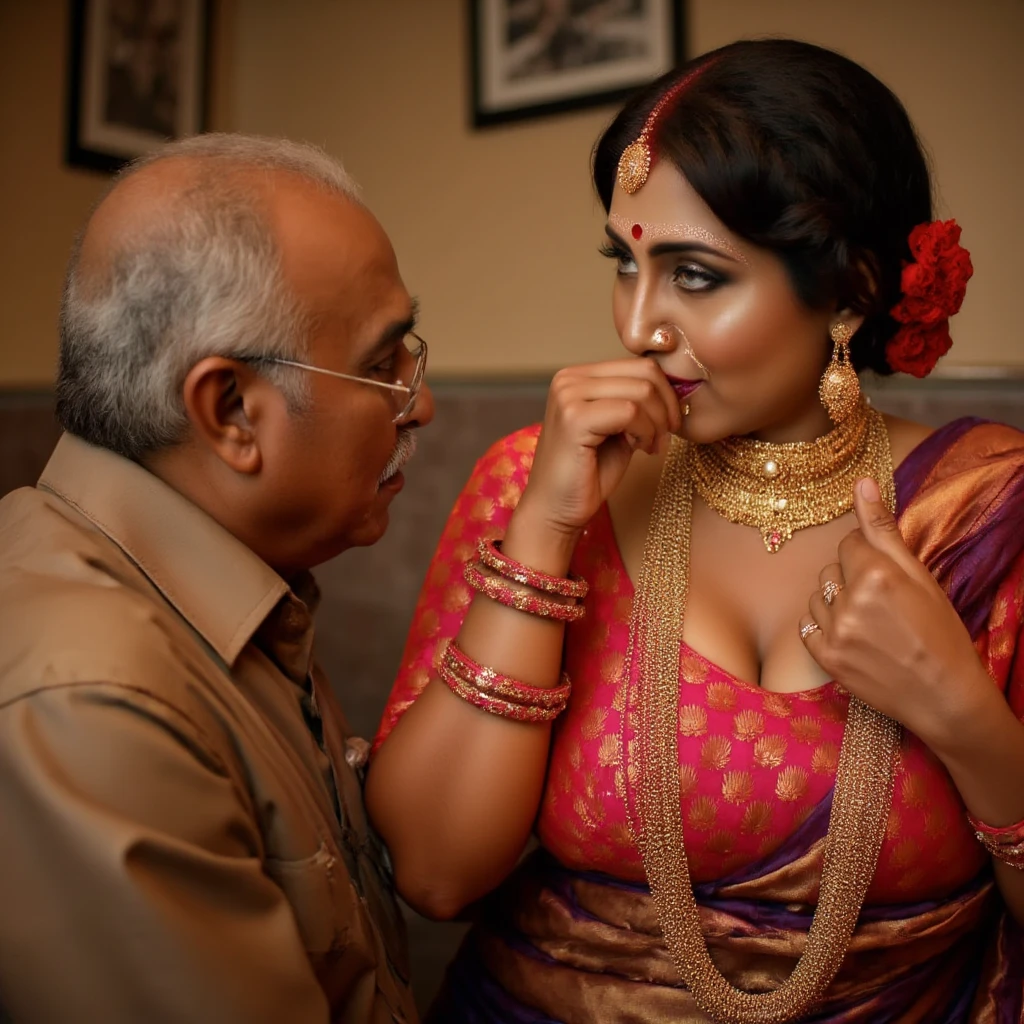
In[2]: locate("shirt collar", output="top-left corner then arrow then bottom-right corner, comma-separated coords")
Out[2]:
38,432 -> 303,667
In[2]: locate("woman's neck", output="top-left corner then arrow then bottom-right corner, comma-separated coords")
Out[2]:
748,398 -> 837,445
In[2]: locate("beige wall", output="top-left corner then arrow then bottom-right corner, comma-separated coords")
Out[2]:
0,0 -> 233,388
2,1 -> 1021,386
229,0 -> 1023,375
0,2 -> 109,386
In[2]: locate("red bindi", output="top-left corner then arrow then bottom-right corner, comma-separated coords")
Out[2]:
631,223 -> 643,240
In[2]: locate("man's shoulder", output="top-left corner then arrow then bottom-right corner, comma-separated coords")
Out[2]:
0,486 -> 220,710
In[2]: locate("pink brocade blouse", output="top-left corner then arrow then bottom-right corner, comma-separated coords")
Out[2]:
375,425 -> 1024,905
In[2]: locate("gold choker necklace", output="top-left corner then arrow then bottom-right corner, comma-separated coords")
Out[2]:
690,401 -> 894,552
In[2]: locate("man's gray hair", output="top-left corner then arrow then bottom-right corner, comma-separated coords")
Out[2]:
56,133 -> 361,460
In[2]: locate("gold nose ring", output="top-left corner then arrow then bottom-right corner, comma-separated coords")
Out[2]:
651,327 -> 673,348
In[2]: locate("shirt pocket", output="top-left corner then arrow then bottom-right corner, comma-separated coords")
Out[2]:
264,841 -> 360,956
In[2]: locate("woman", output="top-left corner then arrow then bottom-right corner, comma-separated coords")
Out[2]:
367,39 -> 1024,1022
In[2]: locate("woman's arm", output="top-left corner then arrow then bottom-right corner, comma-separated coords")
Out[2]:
366,501 -> 578,920
927,675 -> 1024,923
801,479 -> 1024,924
367,360 -> 681,919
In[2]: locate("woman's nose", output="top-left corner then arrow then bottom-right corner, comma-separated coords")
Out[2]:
621,305 -> 681,357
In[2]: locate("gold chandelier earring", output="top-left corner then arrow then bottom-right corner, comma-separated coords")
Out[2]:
819,322 -> 861,423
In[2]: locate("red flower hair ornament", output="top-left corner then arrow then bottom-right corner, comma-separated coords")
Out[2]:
887,219 -> 973,378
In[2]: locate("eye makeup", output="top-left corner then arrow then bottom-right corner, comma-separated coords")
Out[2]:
608,214 -> 749,265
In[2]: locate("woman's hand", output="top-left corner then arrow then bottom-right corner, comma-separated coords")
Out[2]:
516,358 -> 683,539
800,477 -> 995,752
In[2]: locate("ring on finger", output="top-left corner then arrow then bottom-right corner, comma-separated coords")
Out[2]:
821,580 -> 842,607
799,621 -> 821,641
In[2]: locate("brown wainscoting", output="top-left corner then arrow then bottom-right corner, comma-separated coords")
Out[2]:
0,391 -> 62,499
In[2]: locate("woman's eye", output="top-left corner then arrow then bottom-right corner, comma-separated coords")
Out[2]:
599,243 -> 638,276
674,263 -> 721,292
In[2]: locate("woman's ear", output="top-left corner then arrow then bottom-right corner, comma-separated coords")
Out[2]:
844,251 -> 881,320
835,307 -> 867,337
181,357 -> 267,475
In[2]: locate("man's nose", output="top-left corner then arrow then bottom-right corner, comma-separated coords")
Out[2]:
402,380 -> 435,429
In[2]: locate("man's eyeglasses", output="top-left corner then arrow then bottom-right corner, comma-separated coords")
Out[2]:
254,334 -> 427,424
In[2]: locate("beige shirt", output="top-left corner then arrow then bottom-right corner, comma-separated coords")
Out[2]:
0,434 -> 417,1024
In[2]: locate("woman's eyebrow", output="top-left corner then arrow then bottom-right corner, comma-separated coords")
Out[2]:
607,215 -> 749,264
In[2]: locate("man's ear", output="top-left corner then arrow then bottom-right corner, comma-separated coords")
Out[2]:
181,357 -> 272,475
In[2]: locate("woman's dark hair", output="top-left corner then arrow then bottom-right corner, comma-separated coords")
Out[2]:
593,39 -> 933,375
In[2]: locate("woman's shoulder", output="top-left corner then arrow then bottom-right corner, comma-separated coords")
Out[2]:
883,413 -> 934,470
898,416 -> 1024,635
897,415 -> 1024,502
468,424 -> 542,482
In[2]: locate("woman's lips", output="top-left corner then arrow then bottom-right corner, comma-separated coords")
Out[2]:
665,375 -> 705,400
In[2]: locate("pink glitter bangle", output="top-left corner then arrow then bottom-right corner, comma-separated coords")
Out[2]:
464,562 -> 586,622
966,812 -> 1024,870
443,641 -> 571,711
438,657 -> 563,723
478,539 -> 589,600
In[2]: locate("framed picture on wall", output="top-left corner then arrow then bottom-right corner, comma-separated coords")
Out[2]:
65,0 -> 210,173
469,0 -> 686,128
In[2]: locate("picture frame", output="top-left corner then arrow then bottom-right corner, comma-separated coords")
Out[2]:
66,0 -> 211,174
469,0 -> 686,129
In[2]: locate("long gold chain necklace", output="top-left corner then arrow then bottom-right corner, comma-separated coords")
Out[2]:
621,409 -> 901,1023
690,401 -> 890,553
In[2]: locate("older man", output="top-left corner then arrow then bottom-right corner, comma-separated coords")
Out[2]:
0,135 -> 432,1023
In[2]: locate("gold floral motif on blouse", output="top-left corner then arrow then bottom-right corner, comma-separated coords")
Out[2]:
441,582 -> 472,613
707,830 -> 736,855
775,765 -> 809,802
706,681 -> 738,712
679,653 -> 709,684
678,705 -> 709,737
679,763 -> 699,798
580,707 -> 609,742
722,770 -> 755,805
687,795 -> 718,831
811,741 -> 840,774
497,481 -> 523,508
600,652 -> 625,684
753,734 -> 788,768
732,708 -> 766,742
740,800 -> 774,834
790,716 -> 823,744
761,691 -> 793,718
597,733 -> 619,767
700,735 -> 732,770
900,773 -> 930,810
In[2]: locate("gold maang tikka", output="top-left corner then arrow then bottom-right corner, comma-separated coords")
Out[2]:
819,321 -> 862,423
616,63 -> 714,195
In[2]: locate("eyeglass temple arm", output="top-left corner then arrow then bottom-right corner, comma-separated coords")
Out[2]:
268,358 -> 413,394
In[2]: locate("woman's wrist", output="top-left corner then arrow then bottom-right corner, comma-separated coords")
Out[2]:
919,658 -> 1002,760
923,663 -> 1024,828
502,499 -> 584,578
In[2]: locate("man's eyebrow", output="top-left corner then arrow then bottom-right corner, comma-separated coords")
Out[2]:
360,298 -> 420,365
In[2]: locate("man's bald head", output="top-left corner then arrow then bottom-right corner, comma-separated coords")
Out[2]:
57,134 -> 361,459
